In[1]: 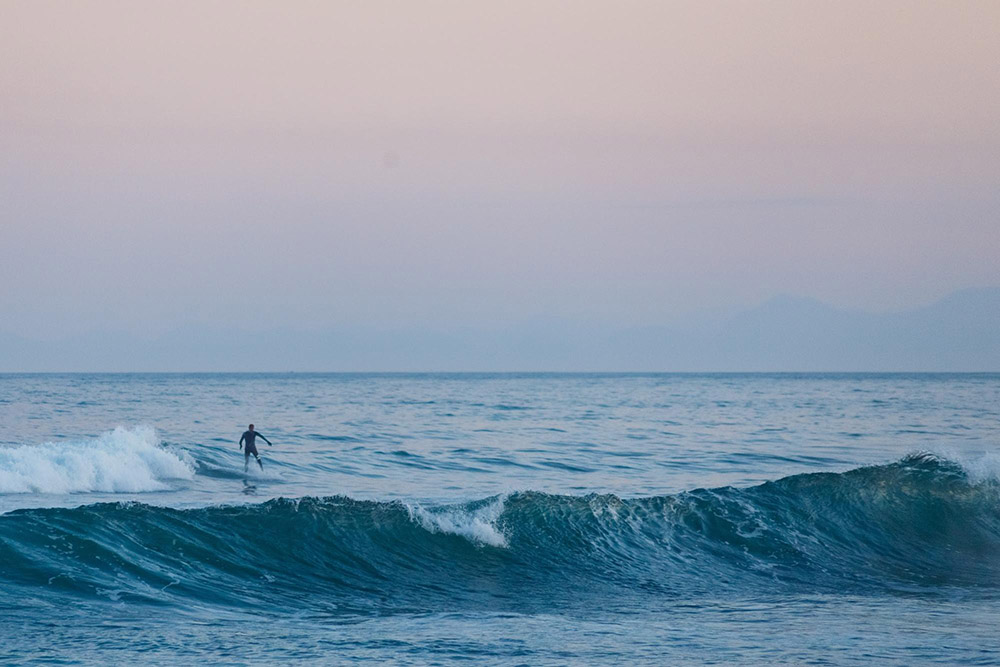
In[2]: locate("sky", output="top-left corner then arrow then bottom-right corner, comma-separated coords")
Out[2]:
1,0 -> 999,341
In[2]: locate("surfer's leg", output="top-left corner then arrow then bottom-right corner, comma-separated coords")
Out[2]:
245,444 -> 258,472
256,454 -> 264,470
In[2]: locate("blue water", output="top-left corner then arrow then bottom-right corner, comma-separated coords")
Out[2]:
2,373 -> 999,665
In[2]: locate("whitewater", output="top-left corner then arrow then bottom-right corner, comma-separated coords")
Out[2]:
2,373 -> 1000,664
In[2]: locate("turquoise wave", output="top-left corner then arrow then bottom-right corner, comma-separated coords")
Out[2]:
2,454 -> 999,616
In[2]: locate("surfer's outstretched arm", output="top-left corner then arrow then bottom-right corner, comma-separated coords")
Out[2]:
239,433 -> 245,450
259,434 -> 272,447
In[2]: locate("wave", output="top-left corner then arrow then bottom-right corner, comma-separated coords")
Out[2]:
1,454 -> 999,615
0,426 -> 194,494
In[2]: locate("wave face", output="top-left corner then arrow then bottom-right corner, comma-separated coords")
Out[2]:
2,454 -> 999,616
0,426 -> 194,494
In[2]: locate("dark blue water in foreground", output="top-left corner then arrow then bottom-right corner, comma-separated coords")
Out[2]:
2,374 -> 999,665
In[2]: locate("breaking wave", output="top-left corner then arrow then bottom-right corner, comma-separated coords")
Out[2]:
1,454 -> 999,616
0,426 -> 194,494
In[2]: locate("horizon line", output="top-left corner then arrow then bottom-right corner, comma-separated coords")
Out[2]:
2,370 -> 998,376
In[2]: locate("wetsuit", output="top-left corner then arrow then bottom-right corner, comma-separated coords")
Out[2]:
239,430 -> 271,469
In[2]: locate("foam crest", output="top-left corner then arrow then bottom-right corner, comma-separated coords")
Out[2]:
933,449 -> 1000,485
407,495 -> 509,547
0,426 -> 194,494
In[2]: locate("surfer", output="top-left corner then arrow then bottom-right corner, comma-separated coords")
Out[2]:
239,424 -> 272,472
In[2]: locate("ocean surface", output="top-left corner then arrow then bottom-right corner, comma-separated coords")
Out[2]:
1,373 -> 999,665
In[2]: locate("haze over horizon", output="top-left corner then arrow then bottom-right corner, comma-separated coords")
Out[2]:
2,1 -> 999,363
3,286 -> 998,372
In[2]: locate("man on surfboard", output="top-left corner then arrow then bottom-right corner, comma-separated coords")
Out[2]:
239,424 -> 272,472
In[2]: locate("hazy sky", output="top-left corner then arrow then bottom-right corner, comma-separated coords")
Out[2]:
2,1 -> 998,338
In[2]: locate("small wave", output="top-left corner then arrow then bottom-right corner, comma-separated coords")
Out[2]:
195,461 -> 247,480
0,426 -> 194,494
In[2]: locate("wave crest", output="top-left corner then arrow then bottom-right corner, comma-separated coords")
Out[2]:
1,455 -> 999,615
407,495 -> 509,547
0,426 -> 194,494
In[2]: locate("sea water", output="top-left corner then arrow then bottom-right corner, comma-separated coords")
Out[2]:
1,373 -> 999,664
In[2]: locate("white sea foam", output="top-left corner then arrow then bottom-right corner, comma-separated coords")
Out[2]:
0,426 -> 194,494
909,447 -> 1000,486
407,495 -> 509,548
946,450 -> 1000,485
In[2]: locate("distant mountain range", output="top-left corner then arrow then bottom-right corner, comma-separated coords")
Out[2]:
2,287 -> 998,372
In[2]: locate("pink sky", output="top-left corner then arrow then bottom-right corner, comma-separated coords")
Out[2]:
2,1 -> 998,337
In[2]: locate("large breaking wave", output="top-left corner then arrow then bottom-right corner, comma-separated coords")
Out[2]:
2,454 -> 999,615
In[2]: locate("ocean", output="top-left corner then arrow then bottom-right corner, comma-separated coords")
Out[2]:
1,373 -> 999,665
